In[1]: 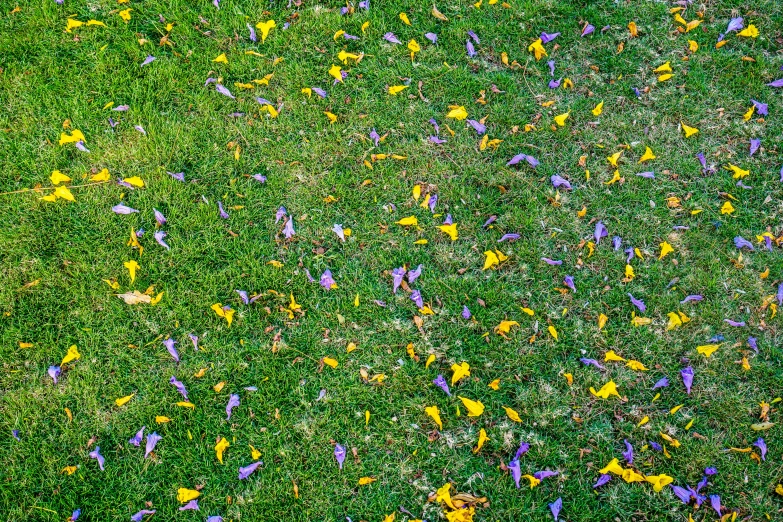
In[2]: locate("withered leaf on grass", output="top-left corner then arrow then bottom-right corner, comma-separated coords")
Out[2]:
117,291 -> 151,304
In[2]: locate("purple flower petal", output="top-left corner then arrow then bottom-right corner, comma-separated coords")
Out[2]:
466,119 -> 486,135
70,509 -> 81,521
548,78 -> 562,89
226,394 -> 240,420
246,23 -> 257,42
169,376 -> 187,399
332,223 -> 346,241
670,485 -> 692,504
622,439 -> 634,464
252,173 -> 267,183
129,426 -> 144,446
753,437 -> 767,461
369,128 -> 380,147
466,40 -> 476,57
750,138 -> 761,156
734,236 -> 755,250
164,339 -> 179,363
747,336 -> 758,353
236,290 -> 249,305
551,175 -> 571,189
508,458 -> 521,488
612,236 -> 622,250
594,221 -> 608,244
681,367 -> 693,394
238,461 -> 262,479
627,293 -> 646,312
461,305 -> 471,319
549,497 -> 562,521
89,446 -> 104,471
724,319 -> 746,327
428,194 -> 438,212
636,171 -> 655,179
144,432 -> 161,458
540,31 -> 560,43
141,55 -> 156,67
429,135 -> 446,144
498,233 -> 521,242
428,119 -> 440,134
515,442 -> 530,459
218,201 -> 229,219
206,517 -> 223,522
383,32 -> 401,44
216,84 -> 235,99
541,257 -> 562,265
133,125 -> 146,136
710,495 -> 722,516
152,208 -> 166,226
410,289 -> 424,309
178,500 -> 199,511
433,374 -> 451,396
581,23 -> 595,37
767,78 -> 783,88
319,269 -> 336,291
425,32 -> 437,44
113,105 -> 130,112
48,365 -> 61,384
547,60 -> 555,76
391,267 -> 406,293
334,444 -> 346,469
680,295 -> 703,304
593,474 -> 611,488
751,99 -> 768,115
167,171 -> 184,182
580,358 -> 605,370
467,30 -> 480,44
564,275 -> 576,293
652,377 -> 669,390
154,230 -> 169,250
282,217 -> 295,238
407,264 -> 423,283
131,510 -> 155,522
726,17 -> 743,32
74,141 -> 90,153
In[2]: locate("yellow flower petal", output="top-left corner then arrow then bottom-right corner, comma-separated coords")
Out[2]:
503,406 -> 522,422
396,215 -> 418,226
177,488 -> 200,503
473,428 -> 488,453
114,394 -> 134,407
451,362 -> 470,385
61,345 -> 81,365
425,405 -> 443,430
215,437 -> 230,464
446,106 -> 468,120
590,380 -> 620,399
458,396 -> 485,417
681,121 -> 699,138
255,20 -> 276,42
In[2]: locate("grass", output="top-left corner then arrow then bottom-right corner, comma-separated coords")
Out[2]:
1,0 -> 783,520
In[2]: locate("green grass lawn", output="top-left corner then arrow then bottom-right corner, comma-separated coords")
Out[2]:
1,0 -> 783,520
